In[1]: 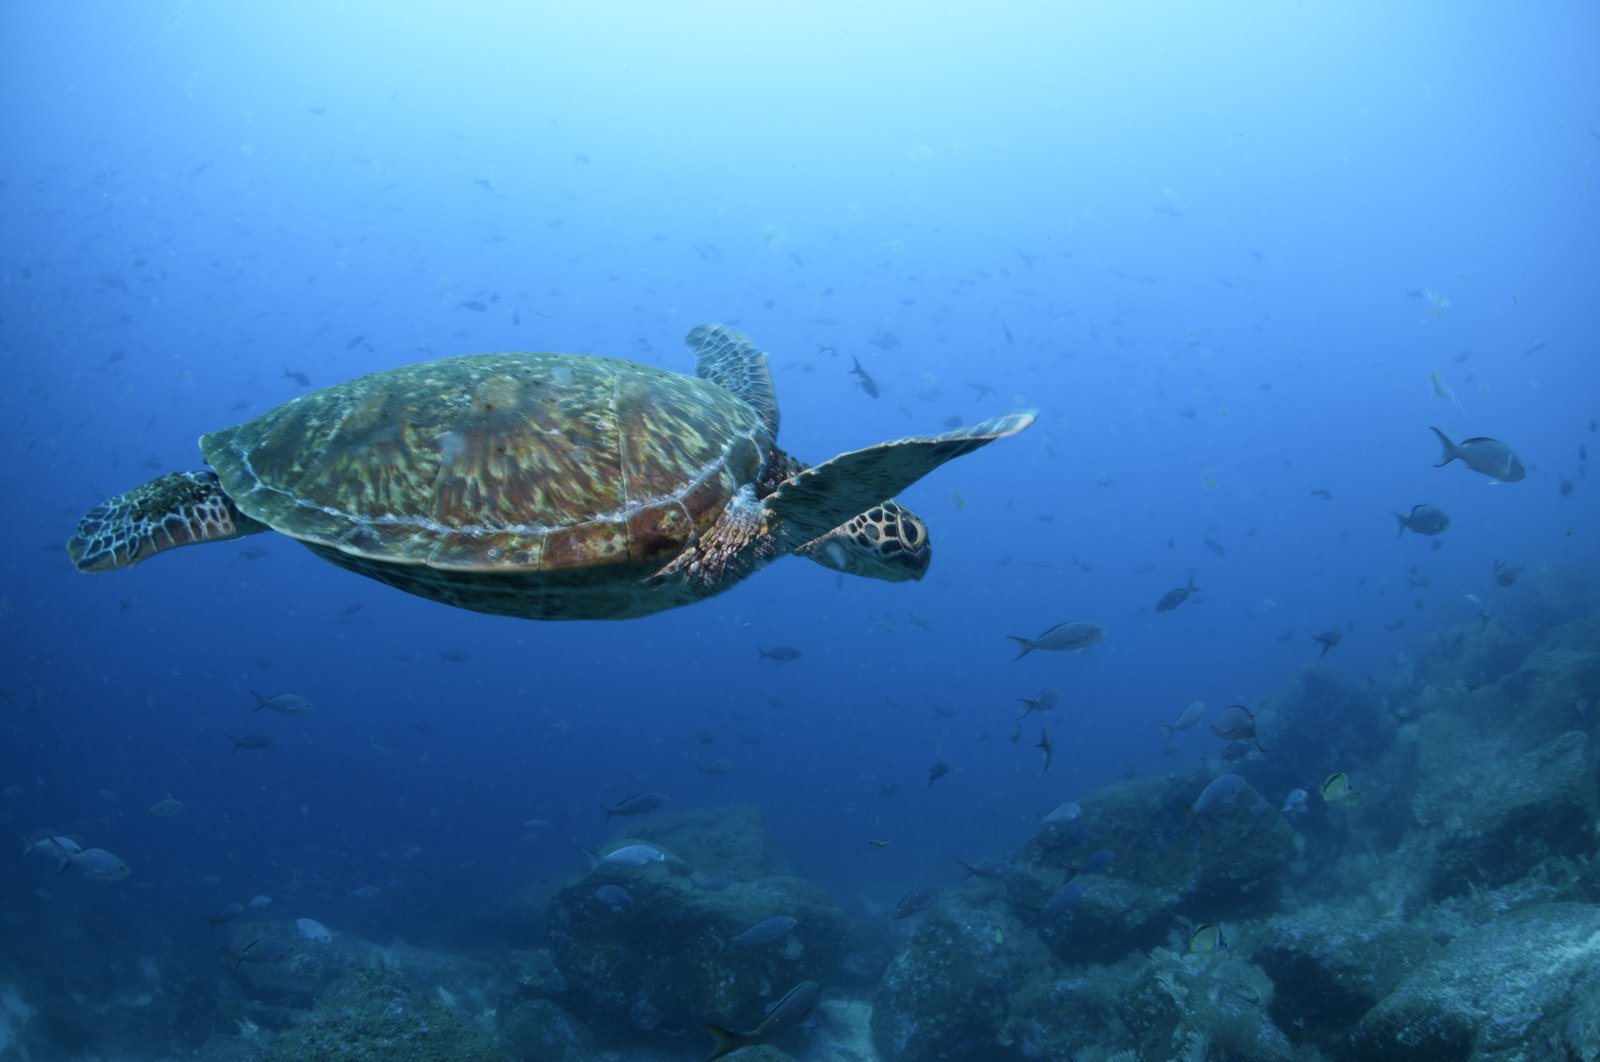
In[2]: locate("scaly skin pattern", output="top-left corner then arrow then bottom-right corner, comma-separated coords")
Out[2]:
67,470 -> 267,572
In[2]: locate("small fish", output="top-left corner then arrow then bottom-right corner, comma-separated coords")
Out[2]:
55,844 -> 131,876
223,937 -> 293,975
1309,488 -> 1333,500
1027,880 -> 1085,923
1312,630 -> 1343,656
717,915 -> 797,953
225,733 -> 278,753
1155,572 -> 1200,612
1394,504 -> 1450,537
848,356 -> 880,398
1209,704 -> 1266,753
1280,788 -> 1309,816
458,300 -> 488,312
593,884 -> 632,913
144,796 -> 185,818
1068,848 -> 1114,876
1017,688 -> 1060,718
1037,728 -> 1054,775
954,857 -> 1011,880
205,902 -> 244,930
1041,800 -> 1082,825
296,917 -> 334,943
702,980 -> 820,1062
1157,700 -> 1206,740
251,691 -> 313,714
927,761 -> 949,786
588,843 -> 665,870
1492,559 -> 1523,587
693,874 -> 734,891
1202,537 -> 1227,558
1188,923 -> 1227,953
1219,740 -> 1254,762
1320,772 -> 1359,806
697,758 -> 735,776
281,366 -> 311,387
1430,427 -> 1525,482
599,792 -> 670,824
438,650 -> 473,663
868,839 -> 891,848
348,885 -> 382,899
247,894 -> 273,909
1191,774 -> 1247,816
892,883 -> 944,919
1007,620 -> 1106,660
757,645 -> 802,662
344,335 -> 366,350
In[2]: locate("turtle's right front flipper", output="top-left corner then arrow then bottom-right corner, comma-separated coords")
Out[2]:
67,470 -> 268,573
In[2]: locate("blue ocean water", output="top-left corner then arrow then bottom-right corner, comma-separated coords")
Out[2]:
2,3 -> 1597,1059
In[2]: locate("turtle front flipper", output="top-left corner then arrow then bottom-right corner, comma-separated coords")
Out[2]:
67,470 -> 268,573
767,410 -> 1036,549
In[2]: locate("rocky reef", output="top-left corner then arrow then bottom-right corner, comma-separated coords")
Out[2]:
4,607 -> 1594,1061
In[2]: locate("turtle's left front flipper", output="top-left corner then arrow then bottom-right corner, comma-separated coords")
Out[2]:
767,410 -> 1036,549
67,470 -> 269,573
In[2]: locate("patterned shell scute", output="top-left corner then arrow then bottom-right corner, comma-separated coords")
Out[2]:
200,352 -> 770,572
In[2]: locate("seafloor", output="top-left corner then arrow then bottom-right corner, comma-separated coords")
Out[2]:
3,576 -> 1598,1061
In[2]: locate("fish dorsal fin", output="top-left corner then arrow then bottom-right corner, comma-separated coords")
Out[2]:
766,411 -> 1036,548
685,325 -> 780,440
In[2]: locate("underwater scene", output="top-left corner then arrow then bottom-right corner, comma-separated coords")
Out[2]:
3,3 -> 1599,1060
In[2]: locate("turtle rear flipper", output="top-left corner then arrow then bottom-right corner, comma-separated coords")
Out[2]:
67,470 -> 268,573
685,324 -> 780,440
768,410 -> 1036,548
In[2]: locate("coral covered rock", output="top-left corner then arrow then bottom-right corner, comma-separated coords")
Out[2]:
1352,902 -> 1600,1061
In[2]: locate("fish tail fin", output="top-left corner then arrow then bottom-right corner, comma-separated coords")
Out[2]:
1006,636 -> 1034,661
250,691 -> 266,711
702,1024 -> 751,1062
710,931 -> 726,955
1179,803 -> 1195,838
19,833 -> 33,857
1255,736 -> 1269,754
1392,513 -> 1407,538
1430,426 -> 1459,467
756,646 -> 768,660
225,735 -> 240,753
954,859 -> 977,879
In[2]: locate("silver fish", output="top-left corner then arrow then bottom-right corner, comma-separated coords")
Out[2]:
1007,621 -> 1106,660
589,843 -> 665,870
1158,700 -> 1206,739
1394,504 -> 1450,537
703,980 -> 820,1061
1431,427 -> 1525,482
718,915 -> 797,952
251,691 -> 313,714
1192,773 -> 1247,815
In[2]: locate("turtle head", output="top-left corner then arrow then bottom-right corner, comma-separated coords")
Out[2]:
794,500 -> 930,582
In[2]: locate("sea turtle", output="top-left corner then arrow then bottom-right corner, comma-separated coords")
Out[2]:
68,325 -> 1033,619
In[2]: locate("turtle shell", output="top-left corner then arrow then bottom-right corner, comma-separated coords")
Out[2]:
201,352 -> 771,575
